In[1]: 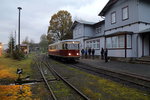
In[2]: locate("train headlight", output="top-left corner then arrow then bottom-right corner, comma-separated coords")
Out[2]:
77,53 -> 79,55
68,53 -> 71,56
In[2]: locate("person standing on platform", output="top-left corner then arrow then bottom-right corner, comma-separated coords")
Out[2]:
88,48 -> 91,58
85,48 -> 88,59
101,48 -> 104,60
81,49 -> 85,59
92,48 -> 95,59
104,48 -> 108,62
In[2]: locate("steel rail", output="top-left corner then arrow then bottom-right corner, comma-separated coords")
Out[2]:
35,60 -> 57,100
44,61 -> 90,100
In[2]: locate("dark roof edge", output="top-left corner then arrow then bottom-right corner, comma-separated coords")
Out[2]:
98,0 -> 118,16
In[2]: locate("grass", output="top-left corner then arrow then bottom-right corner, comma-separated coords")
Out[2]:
0,54 -> 34,81
0,54 -> 38,100
51,60 -> 150,100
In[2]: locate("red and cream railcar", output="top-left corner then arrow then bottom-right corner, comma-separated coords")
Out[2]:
48,40 -> 80,60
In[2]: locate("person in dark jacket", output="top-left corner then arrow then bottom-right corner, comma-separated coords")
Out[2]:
88,48 -> 91,58
81,49 -> 84,58
91,48 -> 95,59
84,48 -> 88,59
101,48 -> 104,60
104,48 -> 108,62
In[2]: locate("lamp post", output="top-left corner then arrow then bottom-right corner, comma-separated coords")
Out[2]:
17,7 -> 22,51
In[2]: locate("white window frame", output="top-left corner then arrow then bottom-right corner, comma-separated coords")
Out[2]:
122,6 -> 129,20
86,41 -> 89,48
95,27 -> 101,34
111,12 -> 116,24
106,37 -> 112,48
127,35 -> 132,48
96,40 -> 100,49
93,40 -> 96,49
112,36 -> 118,48
118,35 -> 125,48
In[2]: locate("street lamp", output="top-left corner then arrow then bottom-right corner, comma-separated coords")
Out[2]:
17,7 -> 22,50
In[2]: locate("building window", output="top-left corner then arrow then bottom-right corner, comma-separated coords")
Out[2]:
122,6 -> 129,20
96,40 -> 100,49
106,37 -> 112,48
111,12 -> 116,24
118,35 -> 125,48
95,27 -> 101,34
90,41 -> 92,48
106,35 -> 131,49
93,40 -> 96,49
86,41 -> 89,48
112,36 -> 118,48
127,35 -> 131,48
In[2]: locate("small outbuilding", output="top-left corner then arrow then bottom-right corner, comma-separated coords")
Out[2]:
20,44 -> 29,54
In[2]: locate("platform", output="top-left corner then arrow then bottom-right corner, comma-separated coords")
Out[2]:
78,58 -> 150,78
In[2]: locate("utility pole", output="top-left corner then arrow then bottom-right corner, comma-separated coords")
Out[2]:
17,7 -> 22,51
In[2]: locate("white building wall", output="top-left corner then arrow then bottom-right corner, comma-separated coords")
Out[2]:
100,37 -> 105,49
108,50 -> 125,57
138,23 -> 150,32
105,23 -> 139,35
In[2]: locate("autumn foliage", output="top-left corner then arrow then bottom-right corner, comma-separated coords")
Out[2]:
0,85 -> 32,100
48,10 -> 73,42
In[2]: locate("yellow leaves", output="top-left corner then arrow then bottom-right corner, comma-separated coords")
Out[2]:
0,66 -> 16,79
0,85 -> 32,100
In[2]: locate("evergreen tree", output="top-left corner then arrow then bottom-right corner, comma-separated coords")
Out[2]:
8,34 -> 15,56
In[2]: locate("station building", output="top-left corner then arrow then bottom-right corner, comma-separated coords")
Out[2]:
72,0 -> 150,60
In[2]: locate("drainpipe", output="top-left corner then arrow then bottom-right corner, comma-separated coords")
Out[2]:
136,34 -> 139,57
125,34 -> 127,58
149,35 -> 150,56
142,35 -> 144,57
104,36 -> 106,49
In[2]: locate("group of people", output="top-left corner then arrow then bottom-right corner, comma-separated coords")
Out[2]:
81,47 -> 108,62
100,48 -> 108,62
81,48 -> 95,59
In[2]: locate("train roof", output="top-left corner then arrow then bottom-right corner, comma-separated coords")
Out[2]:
49,39 -> 80,46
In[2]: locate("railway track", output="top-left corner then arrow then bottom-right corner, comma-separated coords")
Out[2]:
34,55 -> 90,100
68,63 -> 150,92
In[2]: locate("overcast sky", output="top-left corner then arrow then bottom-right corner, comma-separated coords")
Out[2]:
0,0 -> 108,44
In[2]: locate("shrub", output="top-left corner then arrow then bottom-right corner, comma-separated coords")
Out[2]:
12,50 -> 25,60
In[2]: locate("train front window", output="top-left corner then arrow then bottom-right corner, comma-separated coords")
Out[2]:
67,43 -> 79,50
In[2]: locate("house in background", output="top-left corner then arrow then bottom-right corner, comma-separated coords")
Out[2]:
20,44 -> 29,54
72,0 -> 150,60
29,43 -> 40,53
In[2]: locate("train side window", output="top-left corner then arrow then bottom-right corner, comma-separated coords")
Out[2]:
65,44 -> 68,50
62,44 -> 65,49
